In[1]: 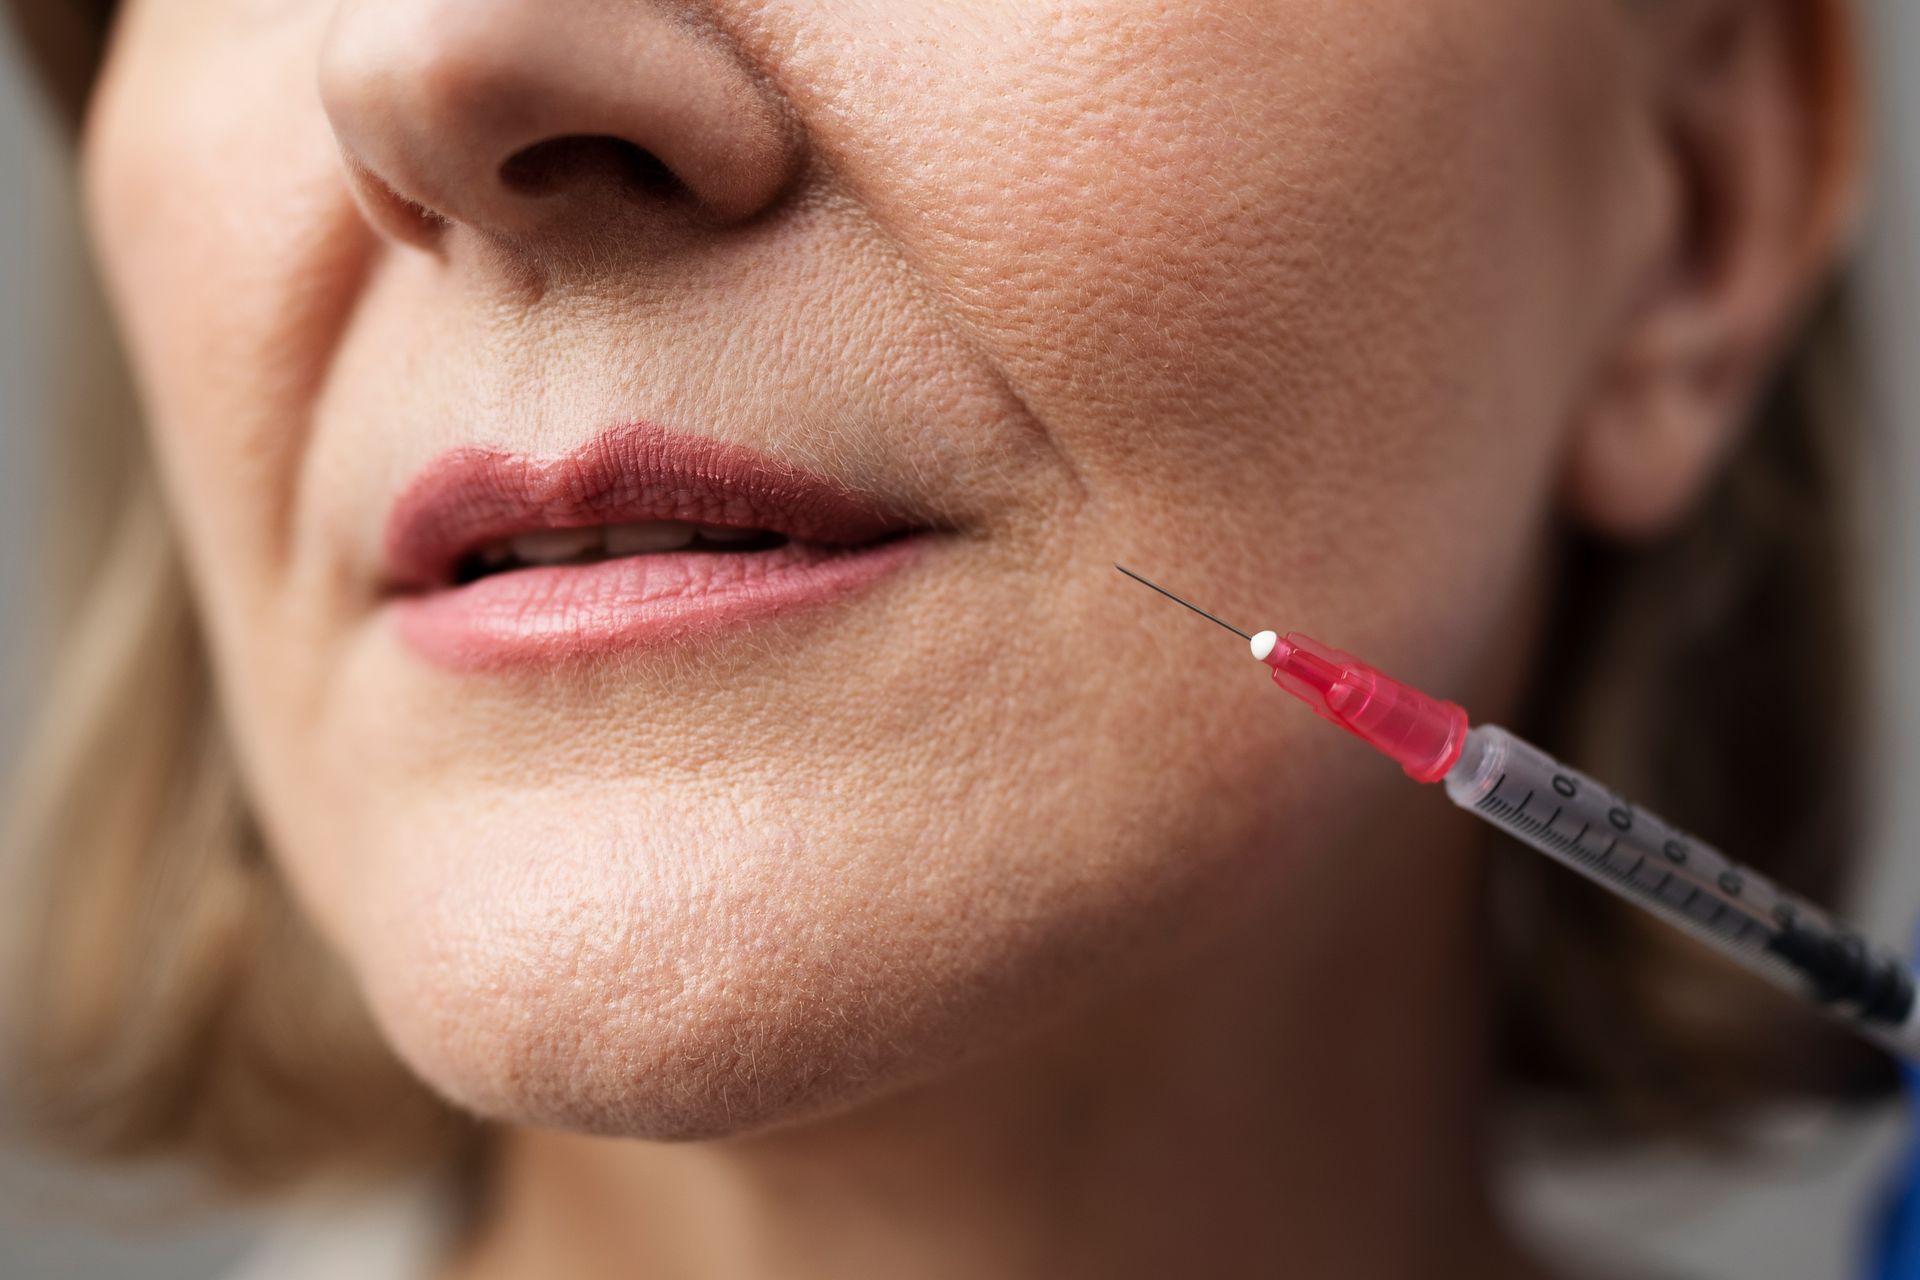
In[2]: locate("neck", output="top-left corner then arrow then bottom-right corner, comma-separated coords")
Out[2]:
443,801 -> 1542,1280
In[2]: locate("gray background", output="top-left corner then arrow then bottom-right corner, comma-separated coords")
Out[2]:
2,6 -> 1919,1279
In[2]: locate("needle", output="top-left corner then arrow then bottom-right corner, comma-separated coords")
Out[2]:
1113,565 -> 1252,642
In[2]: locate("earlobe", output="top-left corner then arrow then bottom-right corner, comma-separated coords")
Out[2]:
1562,364 -> 1733,543
1560,0 -> 1862,542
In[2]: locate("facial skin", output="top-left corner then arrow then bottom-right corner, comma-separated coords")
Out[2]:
79,0 -> 1855,1273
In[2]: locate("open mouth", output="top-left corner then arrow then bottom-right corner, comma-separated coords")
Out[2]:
451,521 -> 794,585
382,422 -> 927,668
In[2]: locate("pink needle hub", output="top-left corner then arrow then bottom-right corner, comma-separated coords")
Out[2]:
1249,630 -> 1468,784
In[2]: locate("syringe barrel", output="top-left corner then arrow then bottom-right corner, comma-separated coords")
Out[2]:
1444,723 -> 1920,1055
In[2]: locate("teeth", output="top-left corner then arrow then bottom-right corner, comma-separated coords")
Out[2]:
508,527 -> 602,565
605,521 -> 697,555
695,525 -> 762,544
472,520 -> 769,578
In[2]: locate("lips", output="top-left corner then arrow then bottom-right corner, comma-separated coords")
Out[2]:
383,423 -> 926,669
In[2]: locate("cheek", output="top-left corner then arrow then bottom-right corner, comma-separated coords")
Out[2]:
81,0 -> 383,807
82,2 -> 367,620
762,0 -> 1625,675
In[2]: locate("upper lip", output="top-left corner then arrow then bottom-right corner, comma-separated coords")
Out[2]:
383,423 -> 919,591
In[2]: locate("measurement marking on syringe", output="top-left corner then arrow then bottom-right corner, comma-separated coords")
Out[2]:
1470,770 -> 1783,959
1479,792 -> 1632,867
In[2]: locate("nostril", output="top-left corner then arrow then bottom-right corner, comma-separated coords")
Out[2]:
499,136 -> 685,200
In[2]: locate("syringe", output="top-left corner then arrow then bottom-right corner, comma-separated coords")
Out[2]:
1116,565 -> 1920,1061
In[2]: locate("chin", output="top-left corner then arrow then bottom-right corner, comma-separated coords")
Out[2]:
335,802 -> 1086,1141
320,748 -> 1303,1142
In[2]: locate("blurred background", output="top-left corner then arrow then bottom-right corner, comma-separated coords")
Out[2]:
2,6 -> 1919,1279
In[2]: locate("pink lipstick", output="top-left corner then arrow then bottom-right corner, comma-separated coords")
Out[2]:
383,423 -> 925,669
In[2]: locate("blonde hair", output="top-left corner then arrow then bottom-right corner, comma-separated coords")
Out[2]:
0,0 -> 1894,1194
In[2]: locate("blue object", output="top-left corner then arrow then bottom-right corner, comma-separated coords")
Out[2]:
1866,917 -> 1920,1278
1867,1052 -> 1920,1278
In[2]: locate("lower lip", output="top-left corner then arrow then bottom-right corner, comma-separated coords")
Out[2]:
389,538 -> 922,671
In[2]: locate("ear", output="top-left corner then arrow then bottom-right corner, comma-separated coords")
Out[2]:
1562,0 -> 1864,541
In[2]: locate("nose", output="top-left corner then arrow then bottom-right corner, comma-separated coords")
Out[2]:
318,0 -> 803,251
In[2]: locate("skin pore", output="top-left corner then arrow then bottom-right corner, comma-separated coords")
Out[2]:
75,0 -> 1856,1276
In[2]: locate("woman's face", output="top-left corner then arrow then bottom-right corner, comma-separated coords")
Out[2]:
82,0 -> 1656,1135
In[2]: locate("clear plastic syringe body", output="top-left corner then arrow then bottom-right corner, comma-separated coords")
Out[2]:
1247,626 -> 1920,1060
1445,723 -> 1920,1060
